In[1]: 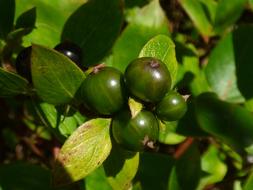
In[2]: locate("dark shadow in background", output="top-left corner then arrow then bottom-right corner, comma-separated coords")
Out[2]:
174,41 -> 196,64
233,25 -> 253,100
133,152 -> 175,190
61,0 -> 123,67
0,161 -> 81,190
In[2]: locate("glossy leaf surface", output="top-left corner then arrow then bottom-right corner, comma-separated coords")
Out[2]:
31,44 -> 85,105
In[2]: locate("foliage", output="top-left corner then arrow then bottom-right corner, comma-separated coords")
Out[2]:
1,0 -> 253,190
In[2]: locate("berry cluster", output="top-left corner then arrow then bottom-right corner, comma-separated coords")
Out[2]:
15,42 -> 187,152
80,57 -> 187,152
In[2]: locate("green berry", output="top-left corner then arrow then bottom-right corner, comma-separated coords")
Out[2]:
80,67 -> 127,115
155,91 -> 187,121
112,110 -> 159,151
125,57 -> 171,103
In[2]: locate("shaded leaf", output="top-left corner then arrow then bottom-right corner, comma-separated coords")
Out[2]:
168,143 -> 201,190
33,101 -> 86,142
0,162 -> 51,190
85,167 -> 113,190
125,0 -> 149,8
0,0 -> 15,39
179,0 -> 213,36
1,128 -> 19,149
132,182 -> 143,190
233,25 -> 253,100
15,0 -> 84,47
197,145 -> 227,190
15,7 -> 36,29
6,28 -> 32,43
31,44 -> 85,105
139,35 -> 178,86
53,118 -> 112,187
104,142 -> 139,190
199,0 -> 217,24
0,67 -> 28,97
135,152 -> 174,190
176,97 -> 209,137
110,0 -> 169,72
195,93 -> 253,154
0,162 -> 71,190
214,0 -> 247,33
62,0 -> 123,67
176,42 -> 210,95
33,101 -> 66,142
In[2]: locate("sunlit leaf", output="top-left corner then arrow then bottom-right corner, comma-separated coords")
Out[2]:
53,118 -> 111,187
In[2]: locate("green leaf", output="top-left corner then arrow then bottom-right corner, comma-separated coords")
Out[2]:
158,121 -> 186,145
168,143 -> 201,190
31,44 -> 85,105
199,0 -> 217,24
243,171 -> 253,190
110,0 -> 170,72
214,0 -> 247,33
197,145 -> 227,190
33,101 -> 87,142
176,42 -> 210,95
0,68 -> 28,97
33,101 -> 66,142
0,0 -> 15,39
139,35 -> 178,86
104,143 -> 139,190
195,93 -> 253,154
15,0 -> 84,47
179,0 -> 213,36
62,0 -> 123,67
58,110 -> 86,138
85,167 -> 113,190
135,152 -> 174,190
205,31 -> 245,103
53,118 -> 112,187
15,7 -> 36,29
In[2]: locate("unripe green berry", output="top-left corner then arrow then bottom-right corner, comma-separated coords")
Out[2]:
125,57 -> 171,103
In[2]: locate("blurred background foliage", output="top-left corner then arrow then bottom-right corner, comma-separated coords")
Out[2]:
1,0 -> 253,189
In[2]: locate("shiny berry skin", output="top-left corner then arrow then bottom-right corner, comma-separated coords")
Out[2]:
54,41 -> 82,68
15,46 -> 32,82
155,91 -> 187,121
80,67 -> 127,115
112,110 -> 159,151
124,57 -> 171,103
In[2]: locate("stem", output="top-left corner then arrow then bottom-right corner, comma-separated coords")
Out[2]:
173,137 -> 194,159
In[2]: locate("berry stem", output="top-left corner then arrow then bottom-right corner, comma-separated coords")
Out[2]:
173,137 -> 194,159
